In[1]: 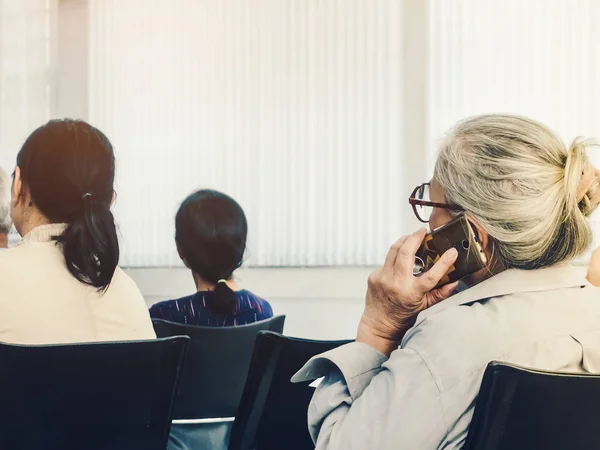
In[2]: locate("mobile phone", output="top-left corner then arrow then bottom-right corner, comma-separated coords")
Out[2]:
414,214 -> 488,288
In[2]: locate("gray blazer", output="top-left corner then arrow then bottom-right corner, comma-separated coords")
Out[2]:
293,265 -> 600,449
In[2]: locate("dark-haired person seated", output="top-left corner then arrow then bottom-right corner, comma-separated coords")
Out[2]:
0,119 -> 155,344
150,189 -> 273,326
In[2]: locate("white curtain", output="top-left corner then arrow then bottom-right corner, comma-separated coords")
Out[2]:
428,0 -> 600,256
0,0 -> 54,170
89,0 -> 405,267
6,0 -> 599,265
0,0 -> 54,248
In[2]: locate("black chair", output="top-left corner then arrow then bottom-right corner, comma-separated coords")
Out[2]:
153,316 -> 286,420
229,331 -> 352,450
463,361 -> 600,450
0,336 -> 189,450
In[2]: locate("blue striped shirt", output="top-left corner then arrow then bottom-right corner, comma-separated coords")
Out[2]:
149,290 -> 273,327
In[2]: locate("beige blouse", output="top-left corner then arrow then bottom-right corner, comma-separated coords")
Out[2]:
0,223 -> 155,344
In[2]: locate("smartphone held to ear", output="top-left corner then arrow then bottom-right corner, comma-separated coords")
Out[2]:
414,214 -> 487,288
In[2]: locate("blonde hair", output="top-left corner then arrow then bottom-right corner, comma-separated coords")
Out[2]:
434,114 -> 599,270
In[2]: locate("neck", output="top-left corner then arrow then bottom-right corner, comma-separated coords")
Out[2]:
0,233 -> 8,249
192,272 -> 240,292
462,254 -> 505,289
18,208 -> 50,238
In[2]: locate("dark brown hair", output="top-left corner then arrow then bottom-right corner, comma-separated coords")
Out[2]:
175,190 -> 247,315
17,119 -> 119,291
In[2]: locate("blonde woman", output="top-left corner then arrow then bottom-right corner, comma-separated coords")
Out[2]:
294,115 -> 600,450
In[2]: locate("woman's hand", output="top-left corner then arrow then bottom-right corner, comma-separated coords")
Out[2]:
587,246 -> 600,287
357,229 -> 459,356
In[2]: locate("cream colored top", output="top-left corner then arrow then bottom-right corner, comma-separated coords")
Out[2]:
0,223 -> 155,344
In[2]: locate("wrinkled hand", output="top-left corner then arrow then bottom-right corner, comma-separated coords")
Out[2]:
358,229 -> 459,355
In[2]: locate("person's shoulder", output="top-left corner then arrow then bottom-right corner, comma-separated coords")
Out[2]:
0,241 -> 40,258
111,267 -> 145,298
0,247 -> 23,287
406,301 -> 488,347
149,294 -> 195,312
0,246 -> 15,263
243,290 -> 274,316
0,242 -> 48,274
401,301 -> 500,386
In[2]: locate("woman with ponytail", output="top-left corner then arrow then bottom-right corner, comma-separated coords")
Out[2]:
149,189 -> 273,326
0,119 -> 154,344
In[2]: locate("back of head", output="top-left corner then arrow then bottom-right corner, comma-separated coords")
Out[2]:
175,190 -> 248,315
0,168 -> 12,235
434,114 -> 599,270
16,119 -> 119,291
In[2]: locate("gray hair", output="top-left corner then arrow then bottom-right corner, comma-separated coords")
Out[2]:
0,168 -> 12,235
434,114 -> 598,270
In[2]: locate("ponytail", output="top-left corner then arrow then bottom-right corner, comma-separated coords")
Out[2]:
209,279 -> 237,316
55,197 -> 119,292
175,189 -> 248,316
15,120 -> 120,291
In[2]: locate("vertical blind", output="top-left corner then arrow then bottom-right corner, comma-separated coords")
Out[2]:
4,1 -> 600,264
89,0 -> 405,267
0,0 -> 53,248
0,0 -> 53,171
428,0 -> 600,256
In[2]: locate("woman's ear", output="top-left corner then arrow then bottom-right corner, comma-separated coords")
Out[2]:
468,217 -> 490,254
11,166 -> 24,206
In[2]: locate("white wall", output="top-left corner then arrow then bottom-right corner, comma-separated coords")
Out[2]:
0,0 -> 54,171
55,0 -> 88,120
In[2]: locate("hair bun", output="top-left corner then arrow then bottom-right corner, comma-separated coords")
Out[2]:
565,138 -> 600,216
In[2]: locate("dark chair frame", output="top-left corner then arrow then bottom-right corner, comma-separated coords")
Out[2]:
464,361 -> 600,450
0,336 -> 189,450
153,315 -> 286,424
229,331 -> 352,450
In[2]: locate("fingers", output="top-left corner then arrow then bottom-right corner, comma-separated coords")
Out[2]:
418,247 -> 458,292
382,235 -> 410,273
425,281 -> 458,308
394,228 -> 427,276
367,268 -> 382,288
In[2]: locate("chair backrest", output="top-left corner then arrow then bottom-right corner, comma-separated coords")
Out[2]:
0,336 -> 189,450
463,361 -> 600,450
153,315 -> 286,420
229,331 -> 352,450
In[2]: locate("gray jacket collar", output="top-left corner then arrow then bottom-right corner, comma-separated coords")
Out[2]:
417,264 -> 589,321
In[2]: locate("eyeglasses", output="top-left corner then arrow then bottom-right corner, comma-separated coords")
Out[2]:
408,182 -> 462,223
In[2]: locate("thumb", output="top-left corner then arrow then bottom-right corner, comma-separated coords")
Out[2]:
425,281 -> 459,308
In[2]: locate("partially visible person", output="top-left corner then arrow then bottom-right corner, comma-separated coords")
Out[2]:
0,119 -> 155,344
0,167 -> 12,249
150,189 -> 273,326
294,115 -> 600,449
587,246 -> 600,286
